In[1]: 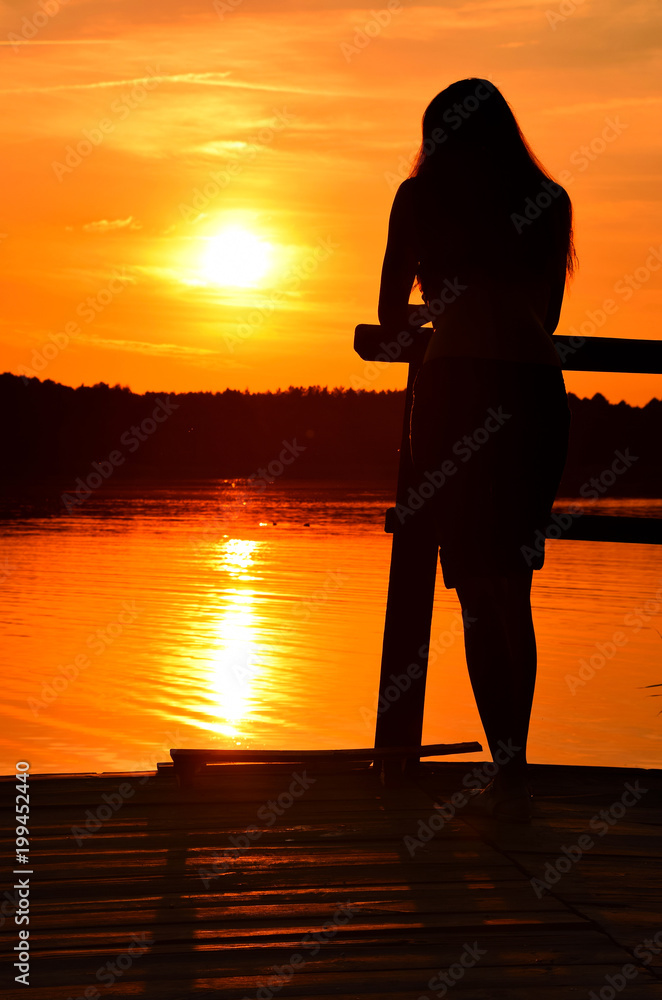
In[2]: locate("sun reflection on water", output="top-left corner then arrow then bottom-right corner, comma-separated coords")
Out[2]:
196,537 -> 264,738
220,537 -> 257,578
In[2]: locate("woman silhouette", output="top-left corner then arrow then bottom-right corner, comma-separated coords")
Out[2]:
378,80 -> 575,820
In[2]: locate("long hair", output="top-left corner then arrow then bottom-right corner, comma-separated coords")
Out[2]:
408,79 -> 577,301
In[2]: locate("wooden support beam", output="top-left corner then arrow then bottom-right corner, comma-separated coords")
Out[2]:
354,325 -> 662,374
554,513 -> 662,545
385,507 -> 662,546
371,347 -> 440,756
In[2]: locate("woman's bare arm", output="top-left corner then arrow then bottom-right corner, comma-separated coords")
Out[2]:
543,264 -> 566,336
543,192 -> 571,336
377,180 -> 419,331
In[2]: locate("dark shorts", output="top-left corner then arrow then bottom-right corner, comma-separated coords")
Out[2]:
409,355 -> 571,589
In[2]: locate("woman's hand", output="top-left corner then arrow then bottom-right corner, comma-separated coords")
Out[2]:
407,303 -> 432,327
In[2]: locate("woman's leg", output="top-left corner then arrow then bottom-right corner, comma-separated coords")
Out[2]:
455,568 -> 536,789
500,568 -> 537,778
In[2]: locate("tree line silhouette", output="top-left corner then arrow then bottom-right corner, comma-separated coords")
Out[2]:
1,372 -> 660,499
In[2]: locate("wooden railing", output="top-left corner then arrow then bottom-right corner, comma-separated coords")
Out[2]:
354,325 -> 662,760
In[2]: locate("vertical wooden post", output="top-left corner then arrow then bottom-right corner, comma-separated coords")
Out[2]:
372,339 -> 439,766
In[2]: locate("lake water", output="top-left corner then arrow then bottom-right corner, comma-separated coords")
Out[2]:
1,481 -> 661,775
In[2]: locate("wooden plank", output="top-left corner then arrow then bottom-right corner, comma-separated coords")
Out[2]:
0,869 -> 537,908
4,961 -> 661,997
0,878 -> 560,911
552,513 -> 662,545
1,861 -> 526,897
554,333 -> 662,373
0,931 -> 620,961
2,912 -> 595,959
0,815 -> 487,837
4,986 -> 662,1000
383,510 -> 662,545
0,840 -> 516,871
170,742 -> 482,764
6,892 -> 584,933
353,324 -> 662,373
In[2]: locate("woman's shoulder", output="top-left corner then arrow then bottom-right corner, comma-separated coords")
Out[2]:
389,177 -> 420,226
539,176 -> 571,212
393,176 -> 426,219
395,176 -> 418,199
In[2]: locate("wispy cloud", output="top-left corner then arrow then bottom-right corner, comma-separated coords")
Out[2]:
82,217 -> 142,233
0,39 -> 113,46
82,336 -> 220,358
0,71 -> 352,98
545,97 -> 662,115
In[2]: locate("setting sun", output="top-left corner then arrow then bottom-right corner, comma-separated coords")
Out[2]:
201,227 -> 274,288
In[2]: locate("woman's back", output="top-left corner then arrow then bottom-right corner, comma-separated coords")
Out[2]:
403,173 -> 566,367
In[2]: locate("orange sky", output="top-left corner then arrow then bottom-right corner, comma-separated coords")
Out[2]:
1,0 -> 661,405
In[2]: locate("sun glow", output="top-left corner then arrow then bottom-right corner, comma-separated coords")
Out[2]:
201,226 -> 274,287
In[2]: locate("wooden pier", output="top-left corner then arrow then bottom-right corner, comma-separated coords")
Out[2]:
1,760 -> 661,998
2,327 -> 660,997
